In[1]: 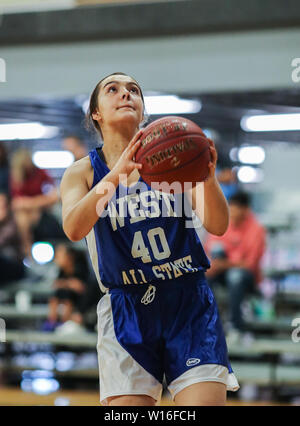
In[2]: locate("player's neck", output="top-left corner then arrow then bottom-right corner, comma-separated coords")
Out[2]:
102,127 -> 139,167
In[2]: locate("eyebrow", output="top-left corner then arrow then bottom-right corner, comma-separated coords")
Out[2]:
102,80 -> 140,90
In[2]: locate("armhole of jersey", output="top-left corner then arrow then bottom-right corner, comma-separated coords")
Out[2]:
88,149 -> 99,189
89,147 -> 109,189
85,227 -> 108,294
96,147 -> 106,164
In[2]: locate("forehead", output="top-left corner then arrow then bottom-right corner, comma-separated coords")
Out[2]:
100,75 -> 138,89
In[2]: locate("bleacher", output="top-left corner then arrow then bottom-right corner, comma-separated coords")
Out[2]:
0,212 -> 299,402
1,265 -> 300,403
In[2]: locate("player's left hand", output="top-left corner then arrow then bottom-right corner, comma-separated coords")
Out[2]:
205,138 -> 218,183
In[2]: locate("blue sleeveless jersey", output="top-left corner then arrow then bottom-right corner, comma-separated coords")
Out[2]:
86,147 -> 210,292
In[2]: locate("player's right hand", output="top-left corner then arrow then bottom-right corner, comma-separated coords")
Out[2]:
111,129 -> 144,178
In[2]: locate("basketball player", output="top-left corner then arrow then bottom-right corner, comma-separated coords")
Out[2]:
60,72 -> 239,406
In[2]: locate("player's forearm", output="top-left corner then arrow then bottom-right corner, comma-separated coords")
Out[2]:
203,176 -> 229,236
63,171 -> 119,241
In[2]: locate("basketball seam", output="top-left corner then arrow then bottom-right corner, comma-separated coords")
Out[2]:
141,146 -> 210,176
136,132 -> 207,160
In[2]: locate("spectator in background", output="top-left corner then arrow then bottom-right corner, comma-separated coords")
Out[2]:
62,135 -> 87,161
10,148 -> 60,256
0,192 -> 25,286
217,166 -> 239,200
0,144 -> 10,195
205,191 -> 266,342
44,244 -> 92,333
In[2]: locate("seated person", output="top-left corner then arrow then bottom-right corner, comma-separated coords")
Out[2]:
45,244 -> 91,331
0,192 -> 25,286
10,148 -> 60,256
62,135 -> 88,161
205,191 -> 266,337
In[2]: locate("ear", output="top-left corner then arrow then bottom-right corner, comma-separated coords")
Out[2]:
92,111 -> 101,121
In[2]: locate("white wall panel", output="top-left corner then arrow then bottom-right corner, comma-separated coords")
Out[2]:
0,28 -> 299,99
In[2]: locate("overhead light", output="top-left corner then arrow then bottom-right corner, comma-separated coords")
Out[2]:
31,242 -> 54,265
237,146 -> 265,165
0,122 -> 59,140
229,147 -> 239,162
144,95 -> 201,115
202,128 -> 219,140
241,113 -> 300,132
202,129 -> 212,138
32,151 -> 74,169
237,166 -> 264,183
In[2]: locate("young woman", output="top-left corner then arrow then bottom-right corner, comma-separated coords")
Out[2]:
10,148 -> 59,256
60,72 -> 239,406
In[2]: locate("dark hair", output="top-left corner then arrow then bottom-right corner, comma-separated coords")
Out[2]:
56,244 -> 88,268
85,72 -> 146,139
229,191 -> 251,207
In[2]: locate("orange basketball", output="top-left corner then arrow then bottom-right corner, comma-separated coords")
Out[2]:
136,116 -> 211,192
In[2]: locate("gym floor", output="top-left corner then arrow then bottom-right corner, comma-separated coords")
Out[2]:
0,387 -> 291,406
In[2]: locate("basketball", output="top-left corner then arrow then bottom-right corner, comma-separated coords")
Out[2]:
136,116 -> 211,191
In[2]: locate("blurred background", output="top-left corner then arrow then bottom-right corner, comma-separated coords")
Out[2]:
0,0 -> 300,406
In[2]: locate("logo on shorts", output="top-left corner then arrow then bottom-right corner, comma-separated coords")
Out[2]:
186,358 -> 201,367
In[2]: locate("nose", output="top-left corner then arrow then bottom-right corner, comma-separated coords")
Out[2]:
121,87 -> 131,99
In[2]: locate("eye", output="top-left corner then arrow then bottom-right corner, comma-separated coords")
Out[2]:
131,87 -> 139,94
108,86 -> 116,93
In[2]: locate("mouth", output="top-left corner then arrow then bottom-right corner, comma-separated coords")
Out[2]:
118,105 -> 135,110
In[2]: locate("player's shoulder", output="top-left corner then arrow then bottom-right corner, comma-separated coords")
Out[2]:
61,155 -> 93,188
70,155 -> 92,171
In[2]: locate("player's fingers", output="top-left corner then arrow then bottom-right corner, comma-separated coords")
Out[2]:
207,161 -> 216,178
207,138 -> 215,148
132,138 -> 142,152
209,146 -> 218,164
128,129 -> 144,147
128,160 -> 143,170
127,139 -> 141,159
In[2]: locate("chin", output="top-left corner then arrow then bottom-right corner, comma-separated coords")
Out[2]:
118,110 -> 136,117
115,113 -> 139,125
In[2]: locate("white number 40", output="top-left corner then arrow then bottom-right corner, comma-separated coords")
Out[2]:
131,227 -> 171,263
